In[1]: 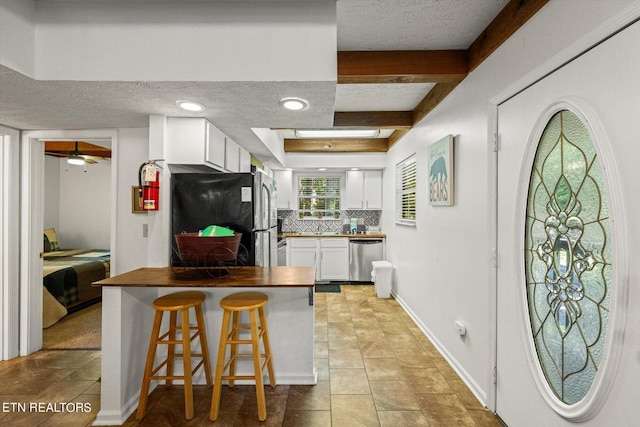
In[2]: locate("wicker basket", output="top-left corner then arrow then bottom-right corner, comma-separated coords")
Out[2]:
174,232 -> 242,262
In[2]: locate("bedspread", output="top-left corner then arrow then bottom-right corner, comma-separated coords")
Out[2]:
43,249 -> 110,310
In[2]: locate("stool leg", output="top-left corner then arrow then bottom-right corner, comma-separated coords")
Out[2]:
250,308 -> 267,421
258,306 -> 276,388
166,311 -> 177,386
195,304 -> 213,387
136,310 -> 163,420
228,311 -> 240,387
210,309 -> 231,421
181,308 -> 194,420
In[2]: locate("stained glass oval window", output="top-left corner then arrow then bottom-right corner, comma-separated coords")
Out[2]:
525,109 -> 611,405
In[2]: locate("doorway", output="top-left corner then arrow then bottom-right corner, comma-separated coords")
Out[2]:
494,19 -> 637,425
19,130 -> 118,356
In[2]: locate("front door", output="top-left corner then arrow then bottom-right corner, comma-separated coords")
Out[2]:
496,20 -> 639,425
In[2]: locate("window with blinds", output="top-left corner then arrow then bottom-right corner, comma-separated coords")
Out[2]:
396,154 -> 417,225
298,176 -> 341,218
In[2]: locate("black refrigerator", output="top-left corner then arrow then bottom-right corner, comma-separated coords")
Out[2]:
170,171 -> 278,267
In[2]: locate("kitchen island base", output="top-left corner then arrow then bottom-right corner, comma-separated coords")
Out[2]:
93,267 -> 316,426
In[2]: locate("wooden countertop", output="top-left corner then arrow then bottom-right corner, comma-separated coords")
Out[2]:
95,266 -> 317,288
283,232 -> 386,238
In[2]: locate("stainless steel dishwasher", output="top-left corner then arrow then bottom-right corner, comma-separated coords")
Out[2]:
349,239 -> 384,282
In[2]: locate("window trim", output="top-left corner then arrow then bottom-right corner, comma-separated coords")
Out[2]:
396,153 -> 417,226
297,174 -> 342,219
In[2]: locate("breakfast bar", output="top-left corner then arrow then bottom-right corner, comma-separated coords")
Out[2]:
92,266 -> 316,426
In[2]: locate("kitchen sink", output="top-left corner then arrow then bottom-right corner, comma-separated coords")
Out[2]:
296,231 -> 342,236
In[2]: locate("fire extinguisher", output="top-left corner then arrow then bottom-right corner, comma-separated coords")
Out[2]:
138,160 -> 162,211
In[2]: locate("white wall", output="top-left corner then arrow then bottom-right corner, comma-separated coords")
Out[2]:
113,128 -> 150,275
0,0 -> 35,76
32,1 -> 335,82
380,0 -> 637,404
283,152 -> 387,170
57,158 -> 111,249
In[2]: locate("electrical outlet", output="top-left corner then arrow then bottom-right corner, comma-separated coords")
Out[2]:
455,320 -> 466,336
143,223 -> 148,238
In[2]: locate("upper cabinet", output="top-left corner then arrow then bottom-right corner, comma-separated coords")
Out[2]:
273,170 -> 293,209
239,148 -> 251,173
205,121 -> 226,168
273,171 -> 296,209
224,137 -> 240,173
166,117 -> 250,172
345,170 -> 382,209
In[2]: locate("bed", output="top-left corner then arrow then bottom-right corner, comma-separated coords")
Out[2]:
42,228 -> 110,327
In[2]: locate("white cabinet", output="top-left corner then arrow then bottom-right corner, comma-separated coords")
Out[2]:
274,170 -> 293,209
288,237 -> 349,282
319,238 -> 349,281
345,170 -> 382,209
166,117 -> 226,169
225,137 -> 240,172
288,238 -> 319,281
239,147 -> 251,172
166,118 -> 250,173
206,122 -> 226,168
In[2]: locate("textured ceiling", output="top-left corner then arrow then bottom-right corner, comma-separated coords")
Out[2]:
1,0 -> 510,164
337,0 -> 509,50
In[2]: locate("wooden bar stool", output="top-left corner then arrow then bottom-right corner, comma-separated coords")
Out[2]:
136,291 -> 212,420
210,291 -> 275,421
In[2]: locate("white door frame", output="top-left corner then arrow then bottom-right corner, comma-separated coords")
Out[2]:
486,3 -> 640,417
20,129 -> 118,356
0,125 -> 20,361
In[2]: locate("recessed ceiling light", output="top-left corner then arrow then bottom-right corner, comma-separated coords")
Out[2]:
176,100 -> 206,112
350,167 -> 360,171
318,168 -> 327,171
280,97 -> 309,111
294,129 -> 380,138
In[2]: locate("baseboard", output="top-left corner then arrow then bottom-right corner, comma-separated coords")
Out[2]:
392,290 -> 488,408
92,383 -> 156,426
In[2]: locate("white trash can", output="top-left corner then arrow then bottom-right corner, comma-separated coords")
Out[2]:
371,261 -> 393,298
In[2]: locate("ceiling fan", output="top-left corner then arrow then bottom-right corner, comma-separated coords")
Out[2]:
44,140 -> 111,165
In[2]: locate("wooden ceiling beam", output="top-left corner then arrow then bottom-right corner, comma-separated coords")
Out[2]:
386,0 -> 549,147
412,82 -> 460,126
387,129 -> 410,149
337,50 -> 468,84
284,138 -> 388,153
333,111 -> 413,129
320,0 -> 550,151
467,0 -> 549,72
44,141 -> 112,158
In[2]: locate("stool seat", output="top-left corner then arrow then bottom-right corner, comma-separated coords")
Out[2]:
220,291 -> 268,311
136,291 -> 212,421
153,290 -> 206,310
210,291 -> 275,422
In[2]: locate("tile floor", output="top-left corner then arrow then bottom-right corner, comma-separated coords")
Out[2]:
0,285 -> 503,426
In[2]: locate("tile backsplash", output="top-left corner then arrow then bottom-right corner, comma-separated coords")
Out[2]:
278,210 -> 381,233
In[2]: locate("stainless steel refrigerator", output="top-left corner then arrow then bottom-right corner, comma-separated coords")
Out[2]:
170,170 -> 278,267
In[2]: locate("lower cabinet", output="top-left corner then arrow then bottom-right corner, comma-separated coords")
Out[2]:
319,238 -> 349,281
287,237 -> 349,282
288,238 -> 319,281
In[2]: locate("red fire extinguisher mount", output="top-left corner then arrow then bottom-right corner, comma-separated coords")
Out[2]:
138,160 -> 163,211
